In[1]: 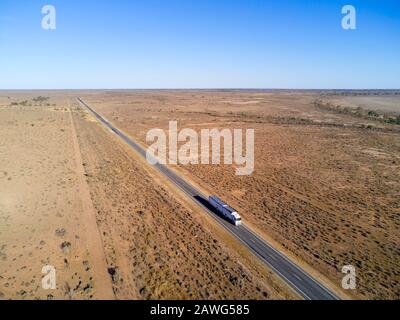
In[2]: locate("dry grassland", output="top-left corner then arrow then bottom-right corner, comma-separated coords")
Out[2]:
80,90 -> 400,299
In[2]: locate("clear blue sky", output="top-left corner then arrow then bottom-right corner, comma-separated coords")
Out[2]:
0,0 -> 399,89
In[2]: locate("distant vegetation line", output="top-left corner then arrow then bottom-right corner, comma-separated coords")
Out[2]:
314,99 -> 400,125
9,96 -> 56,107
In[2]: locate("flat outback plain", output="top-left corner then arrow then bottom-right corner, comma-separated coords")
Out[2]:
0,90 -> 399,300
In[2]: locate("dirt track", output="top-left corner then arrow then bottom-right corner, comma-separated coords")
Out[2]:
71,102 -> 294,299
0,97 -> 113,300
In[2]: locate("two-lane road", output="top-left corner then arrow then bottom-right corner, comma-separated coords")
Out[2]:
77,97 -> 339,300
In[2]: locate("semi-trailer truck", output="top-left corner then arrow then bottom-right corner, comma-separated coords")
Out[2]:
209,196 -> 242,226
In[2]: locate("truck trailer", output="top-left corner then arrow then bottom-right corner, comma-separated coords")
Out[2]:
208,196 -> 242,226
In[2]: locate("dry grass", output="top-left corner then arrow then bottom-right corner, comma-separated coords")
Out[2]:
72,104 -> 294,299
80,90 -> 400,299
0,97 -> 112,300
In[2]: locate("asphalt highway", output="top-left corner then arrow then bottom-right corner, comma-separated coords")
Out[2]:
77,97 -> 339,300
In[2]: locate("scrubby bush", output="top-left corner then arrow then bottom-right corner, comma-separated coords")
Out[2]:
33,96 -> 49,102
385,116 -> 400,125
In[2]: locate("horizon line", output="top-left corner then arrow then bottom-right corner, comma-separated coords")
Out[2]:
1,88 -> 399,91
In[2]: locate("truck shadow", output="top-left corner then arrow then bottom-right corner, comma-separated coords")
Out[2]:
193,195 -> 226,222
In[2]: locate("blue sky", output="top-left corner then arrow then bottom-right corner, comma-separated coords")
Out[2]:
0,0 -> 399,89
